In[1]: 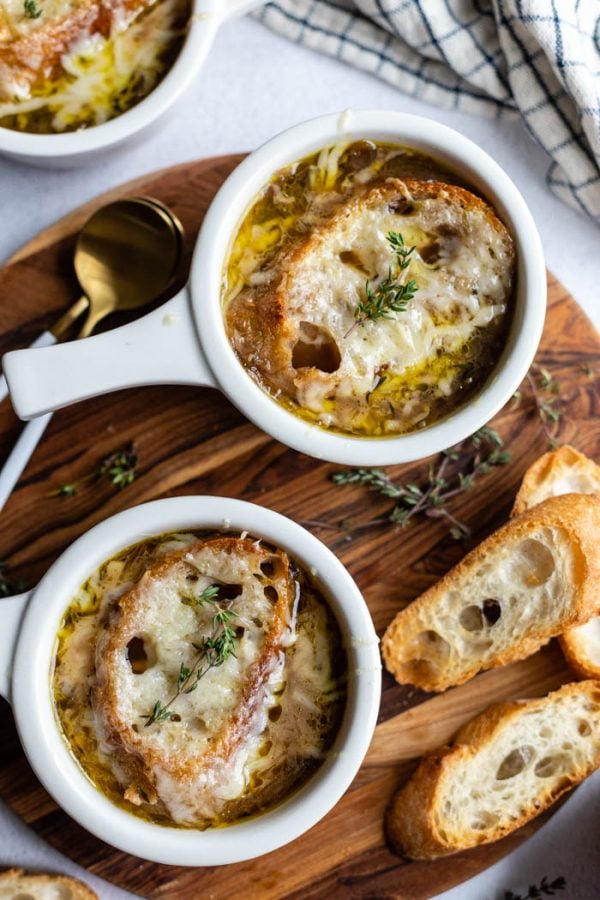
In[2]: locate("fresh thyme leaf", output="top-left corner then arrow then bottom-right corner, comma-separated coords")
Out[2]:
0,561 -> 28,598
23,0 -> 43,18
181,583 -> 220,608
328,427 -> 510,539
526,368 -> 563,447
348,231 -> 418,334
142,700 -> 177,726
503,875 -> 566,900
49,442 -> 138,497
98,443 -> 138,489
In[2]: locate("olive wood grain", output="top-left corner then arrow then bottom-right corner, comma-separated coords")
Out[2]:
0,154 -> 598,900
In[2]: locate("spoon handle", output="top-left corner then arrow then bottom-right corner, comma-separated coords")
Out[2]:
0,330 -> 56,403
0,414 -> 53,512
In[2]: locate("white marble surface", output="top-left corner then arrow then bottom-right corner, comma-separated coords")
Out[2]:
0,12 -> 599,900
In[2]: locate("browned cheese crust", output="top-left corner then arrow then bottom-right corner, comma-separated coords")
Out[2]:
0,0 -> 151,98
226,178 -> 515,413
93,536 -> 294,812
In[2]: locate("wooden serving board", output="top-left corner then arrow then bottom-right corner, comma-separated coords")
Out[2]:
0,155 -> 599,900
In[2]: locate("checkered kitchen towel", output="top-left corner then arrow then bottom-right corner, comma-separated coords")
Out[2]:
255,0 -> 600,222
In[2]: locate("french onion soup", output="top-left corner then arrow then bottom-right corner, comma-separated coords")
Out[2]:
0,0 -> 190,133
53,531 -> 347,828
223,141 -> 516,437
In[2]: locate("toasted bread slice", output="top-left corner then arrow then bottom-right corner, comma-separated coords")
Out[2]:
93,536 -> 296,825
512,445 -> 600,515
387,680 -> 600,859
227,178 -> 514,434
512,445 -> 600,678
0,0 -> 150,100
0,868 -> 97,899
382,494 -> 600,692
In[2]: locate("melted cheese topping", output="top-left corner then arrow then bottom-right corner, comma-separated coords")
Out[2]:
53,531 -> 346,829
0,0 -> 188,132
224,142 -> 515,437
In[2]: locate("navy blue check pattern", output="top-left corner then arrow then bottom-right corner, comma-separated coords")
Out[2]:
255,0 -> 600,222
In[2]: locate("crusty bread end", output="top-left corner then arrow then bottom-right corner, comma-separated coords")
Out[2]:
0,868 -> 97,899
512,445 -> 600,679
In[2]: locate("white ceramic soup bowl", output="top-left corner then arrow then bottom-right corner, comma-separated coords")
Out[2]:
0,495 -> 380,865
3,110 -> 547,464
0,0 -> 263,167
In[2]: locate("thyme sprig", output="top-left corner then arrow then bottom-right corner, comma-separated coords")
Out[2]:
315,426 -> 509,540
23,0 -> 43,18
49,442 -> 138,497
0,561 -> 28,598
503,875 -> 566,900
347,231 -> 418,336
517,366 -> 562,447
142,584 -> 239,727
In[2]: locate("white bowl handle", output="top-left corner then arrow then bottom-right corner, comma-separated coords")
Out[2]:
2,287 -> 218,420
0,591 -> 31,702
223,0 -> 265,19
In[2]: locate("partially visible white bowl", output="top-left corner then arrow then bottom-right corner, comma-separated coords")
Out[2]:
0,496 -> 381,865
0,0 -> 262,167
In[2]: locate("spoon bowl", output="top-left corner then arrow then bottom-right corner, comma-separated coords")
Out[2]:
75,198 -> 183,338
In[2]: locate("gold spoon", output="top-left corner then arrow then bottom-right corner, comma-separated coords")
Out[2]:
0,197 -> 184,512
74,197 -> 183,338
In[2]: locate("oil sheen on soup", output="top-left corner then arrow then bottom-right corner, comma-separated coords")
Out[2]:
0,0 -> 190,133
52,530 -> 347,829
223,140 -> 516,437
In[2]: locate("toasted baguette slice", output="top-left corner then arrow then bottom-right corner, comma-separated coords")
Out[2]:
512,445 -> 600,515
387,680 -> 600,859
227,178 -> 514,434
512,445 -> 600,678
382,494 -> 600,692
0,868 -> 97,899
93,537 -> 295,825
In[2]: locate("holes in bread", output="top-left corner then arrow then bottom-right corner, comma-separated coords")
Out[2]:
420,241 -> 443,265
126,636 -> 155,674
459,605 -> 485,632
339,249 -> 371,276
470,811 -> 499,830
482,599 -> 502,625
578,719 -> 592,737
216,583 -> 243,601
260,557 -> 285,578
292,322 -> 341,373
264,585 -> 279,604
514,538 -> 556,586
496,746 -> 535,780
534,754 -> 568,778
415,630 -> 450,662
269,704 -> 282,723
459,600 -> 501,632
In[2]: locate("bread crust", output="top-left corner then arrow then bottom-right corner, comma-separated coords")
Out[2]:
386,680 -> 600,859
93,536 -> 295,818
512,445 -> 600,516
0,867 -> 97,899
382,494 -> 600,691
512,446 -> 600,679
